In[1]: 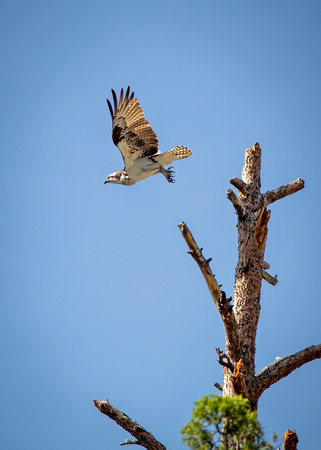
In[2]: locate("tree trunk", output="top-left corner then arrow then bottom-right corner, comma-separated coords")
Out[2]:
221,143 -> 314,412
223,144 -> 264,408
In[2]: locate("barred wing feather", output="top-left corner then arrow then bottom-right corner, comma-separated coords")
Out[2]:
107,87 -> 159,168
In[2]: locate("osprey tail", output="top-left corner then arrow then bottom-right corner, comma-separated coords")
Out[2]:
154,146 -> 192,166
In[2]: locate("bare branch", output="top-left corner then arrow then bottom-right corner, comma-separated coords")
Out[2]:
216,347 -> 234,372
214,382 -> 223,392
121,440 -> 140,446
262,270 -> 278,286
93,399 -> 166,450
178,222 -> 221,303
178,222 -> 240,360
229,177 -> 247,194
255,344 -> 321,398
226,189 -> 245,218
262,178 -> 305,208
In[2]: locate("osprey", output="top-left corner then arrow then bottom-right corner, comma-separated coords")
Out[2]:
104,87 -> 192,186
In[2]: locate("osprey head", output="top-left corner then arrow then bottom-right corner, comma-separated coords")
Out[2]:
104,171 -> 121,184
104,170 -> 135,186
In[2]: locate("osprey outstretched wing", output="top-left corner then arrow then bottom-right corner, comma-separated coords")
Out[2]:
104,87 -> 192,186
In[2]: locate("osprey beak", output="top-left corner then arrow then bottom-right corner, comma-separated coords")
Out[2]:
104,180 -> 109,184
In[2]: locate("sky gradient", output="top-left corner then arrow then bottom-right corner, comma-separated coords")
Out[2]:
1,1 -> 321,448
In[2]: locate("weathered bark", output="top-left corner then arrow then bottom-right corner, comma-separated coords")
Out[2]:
226,189 -> 245,218
283,429 -> 299,450
262,178 -> 305,208
254,344 -> 321,398
225,144 -> 265,407
224,143 -> 308,409
93,399 -> 166,450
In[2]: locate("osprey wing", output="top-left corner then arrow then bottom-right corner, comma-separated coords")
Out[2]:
107,87 -> 159,168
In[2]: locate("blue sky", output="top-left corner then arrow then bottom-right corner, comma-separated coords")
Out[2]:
1,1 -> 321,448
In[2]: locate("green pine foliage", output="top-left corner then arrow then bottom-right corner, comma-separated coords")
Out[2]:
181,395 -> 277,450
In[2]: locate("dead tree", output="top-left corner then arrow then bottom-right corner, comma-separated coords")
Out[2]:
94,143 -> 321,449
178,143 -> 321,448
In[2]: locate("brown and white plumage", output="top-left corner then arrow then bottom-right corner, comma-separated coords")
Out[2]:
104,87 -> 192,186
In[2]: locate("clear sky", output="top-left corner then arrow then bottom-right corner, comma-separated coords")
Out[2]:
1,1 -> 321,448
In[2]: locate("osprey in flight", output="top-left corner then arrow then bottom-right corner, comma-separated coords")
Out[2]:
104,87 -> 192,186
